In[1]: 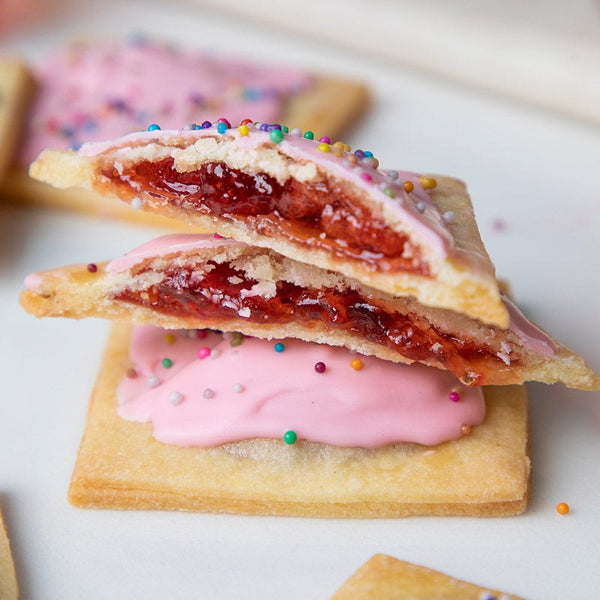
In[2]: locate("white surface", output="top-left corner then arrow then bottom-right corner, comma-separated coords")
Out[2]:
1,2 -> 599,598
189,0 -> 600,126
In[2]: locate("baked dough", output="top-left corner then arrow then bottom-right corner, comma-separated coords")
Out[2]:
0,507 -> 18,600
68,323 -> 530,517
0,59 -> 33,184
330,554 -> 525,599
20,234 -> 600,390
28,125 -> 507,326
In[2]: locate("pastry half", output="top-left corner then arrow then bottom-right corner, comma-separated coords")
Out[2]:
330,554 -> 525,600
67,323 -> 530,518
0,507 -> 18,600
3,37 -> 368,229
20,234 -> 600,390
29,123 -> 507,326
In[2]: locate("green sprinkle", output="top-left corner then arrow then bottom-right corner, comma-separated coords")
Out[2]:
303,130 -> 314,140
231,332 -> 244,347
383,187 -> 396,198
162,358 -> 173,368
281,125 -> 289,133
270,129 -> 284,143
283,430 -> 297,445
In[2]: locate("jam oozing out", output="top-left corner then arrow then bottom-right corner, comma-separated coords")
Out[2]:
114,262 -> 517,385
101,158 -> 428,274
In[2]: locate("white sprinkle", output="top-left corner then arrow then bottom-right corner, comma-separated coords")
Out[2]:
130,197 -> 143,210
416,202 -> 425,213
290,127 -> 302,136
442,210 -> 455,223
147,375 -> 160,388
319,232 -> 326,239
233,383 -> 244,393
222,332 -> 233,340
183,123 -> 197,130
210,349 -> 221,359
203,388 -> 215,399
386,170 -> 399,180
168,391 -> 183,405
422,450 -> 436,457
238,306 -> 251,318
430,343 -> 443,353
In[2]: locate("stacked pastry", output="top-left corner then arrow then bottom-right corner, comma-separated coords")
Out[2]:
21,121 -> 599,517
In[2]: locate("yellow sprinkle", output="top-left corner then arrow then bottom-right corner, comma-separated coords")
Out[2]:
350,358 -> 363,371
332,141 -> 346,150
334,151 -> 343,157
419,176 -> 438,189
344,144 -> 351,152
318,143 -> 331,152
164,333 -> 176,345
238,125 -> 250,136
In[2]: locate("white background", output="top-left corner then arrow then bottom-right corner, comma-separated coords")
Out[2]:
1,1 -> 599,598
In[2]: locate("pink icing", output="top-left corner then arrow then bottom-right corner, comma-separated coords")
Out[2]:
504,294 -> 556,356
79,124 -> 457,262
19,37 -> 311,165
106,233 -> 237,273
118,325 -> 485,448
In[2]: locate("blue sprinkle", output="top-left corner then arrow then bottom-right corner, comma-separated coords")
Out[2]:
201,120 -> 212,129
70,142 -> 82,151
147,123 -> 161,131
363,150 -> 374,158
217,122 -> 228,134
274,343 -> 285,353
259,123 -> 269,132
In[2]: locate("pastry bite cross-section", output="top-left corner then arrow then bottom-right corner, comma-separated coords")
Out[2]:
29,122 -> 507,326
20,234 -> 600,390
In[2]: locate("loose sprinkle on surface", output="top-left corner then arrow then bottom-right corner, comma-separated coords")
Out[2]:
350,358 -> 363,370
314,361 -> 326,373
556,502 -> 570,515
86,263 -> 98,273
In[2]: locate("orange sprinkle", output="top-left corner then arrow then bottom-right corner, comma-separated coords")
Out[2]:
350,358 -> 363,371
332,141 -> 346,150
419,176 -> 438,189
556,502 -> 570,515
403,180 -> 414,193
164,333 -> 176,345
334,151 -> 344,158
460,424 -> 471,436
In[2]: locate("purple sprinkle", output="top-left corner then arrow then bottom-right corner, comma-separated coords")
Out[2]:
354,149 -> 365,159
259,123 -> 269,131
268,124 -> 282,131
201,120 -> 212,129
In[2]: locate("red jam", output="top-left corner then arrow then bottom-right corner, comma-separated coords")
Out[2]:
113,262 -> 516,385
101,158 -> 428,274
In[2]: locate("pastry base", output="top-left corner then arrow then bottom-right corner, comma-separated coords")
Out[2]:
0,507 -> 18,600
330,554 -> 525,599
1,74 -> 369,228
68,324 -> 530,517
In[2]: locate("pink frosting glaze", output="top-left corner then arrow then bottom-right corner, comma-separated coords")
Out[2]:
504,294 -> 556,356
19,37 -> 311,165
106,233 -> 237,273
118,325 -> 485,448
79,124 -> 457,263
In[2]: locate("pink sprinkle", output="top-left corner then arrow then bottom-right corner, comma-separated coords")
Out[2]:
196,330 -> 208,339
492,218 -> 507,232
213,233 -> 225,239
319,136 -> 331,144
197,347 -> 211,359
360,172 -> 372,182
449,391 -> 461,402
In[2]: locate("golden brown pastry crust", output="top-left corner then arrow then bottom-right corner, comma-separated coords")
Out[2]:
330,554 -> 525,600
0,59 -> 34,185
28,133 -> 508,327
1,74 -> 369,227
20,240 -> 600,389
67,323 -> 530,517
0,507 -> 18,600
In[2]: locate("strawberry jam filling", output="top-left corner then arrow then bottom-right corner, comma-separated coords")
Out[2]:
113,262 -> 516,385
101,158 -> 428,274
